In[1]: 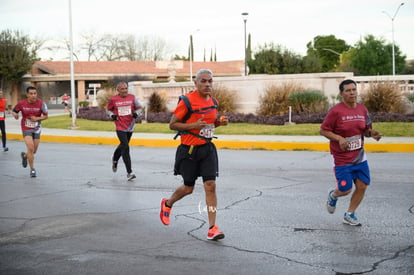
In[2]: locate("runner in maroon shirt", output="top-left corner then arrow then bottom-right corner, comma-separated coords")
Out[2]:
321,79 -> 381,226
12,86 -> 48,178
106,82 -> 142,181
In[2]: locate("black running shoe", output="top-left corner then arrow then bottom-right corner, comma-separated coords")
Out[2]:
21,152 -> 27,168
112,161 -> 117,173
127,173 -> 136,181
30,169 -> 36,178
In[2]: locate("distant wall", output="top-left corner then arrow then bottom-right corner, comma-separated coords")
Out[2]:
130,72 -> 356,114
213,73 -> 354,113
130,73 -> 414,114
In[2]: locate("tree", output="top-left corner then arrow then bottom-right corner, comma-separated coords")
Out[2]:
248,43 -> 303,74
134,35 -> 171,61
0,30 -> 38,93
246,33 -> 252,63
214,46 -> 217,62
173,54 -> 188,61
402,60 -> 414,74
100,33 -> 124,61
349,34 -> 406,75
188,35 -> 194,62
306,35 -> 349,72
302,52 -> 322,73
80,32 -> 106,61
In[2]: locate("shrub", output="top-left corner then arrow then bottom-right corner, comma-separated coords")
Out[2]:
148,92 -> 168,113
76,108 -> 414,124
146,112 -> 172,123
257,82 -> 305,116
77,106 -> 143,123
77,107 -> 110,121
78,101 -> 89,108
97,88 -> 116,110
288,90 -> 328,113
360,82 -> 406,113
211,83 -> 238,112
407,93 -> 414,103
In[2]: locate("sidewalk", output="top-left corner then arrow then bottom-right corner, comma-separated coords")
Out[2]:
4,110 -> 414,152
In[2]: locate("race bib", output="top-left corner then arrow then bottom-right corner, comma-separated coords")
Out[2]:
199,124 -> 215,138
346,135 -> 362,151
0,112 -> 4,118
25,119 -> 38,128
118,106 -> 131,116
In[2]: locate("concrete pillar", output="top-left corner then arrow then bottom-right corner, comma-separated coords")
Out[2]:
77,80 -> 85,102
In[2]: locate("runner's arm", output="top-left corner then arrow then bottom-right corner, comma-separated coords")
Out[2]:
320,128 -> 348,151
169,114 -> 206,131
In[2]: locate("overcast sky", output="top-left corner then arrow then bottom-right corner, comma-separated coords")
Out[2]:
1,0 -> 413,62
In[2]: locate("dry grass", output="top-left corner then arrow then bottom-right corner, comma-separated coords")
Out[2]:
361,82 -> 407,113
97,88 -> 116,110
257,82 -> 306,116
211,83 -> 238,112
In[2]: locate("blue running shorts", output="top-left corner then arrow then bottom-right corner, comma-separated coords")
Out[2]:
334,160 -> 370,192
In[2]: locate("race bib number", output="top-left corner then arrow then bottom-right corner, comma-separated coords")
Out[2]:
118,106 -> 131,116
25,119 -> 38,128
0,112 -> 4,118
346,135 -> 362,151
199,124 -> 215,138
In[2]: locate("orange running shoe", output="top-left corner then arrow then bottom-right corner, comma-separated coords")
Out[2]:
160,198 -> 171,225
207,225 -> 225,240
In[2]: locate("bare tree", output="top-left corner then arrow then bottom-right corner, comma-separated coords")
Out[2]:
80,32 -> 106,61
38,39 -> 80,61
135,35 -> 171,61
36,32 -> 175,62
122,34 -> 138,61
100,33 -> 125,61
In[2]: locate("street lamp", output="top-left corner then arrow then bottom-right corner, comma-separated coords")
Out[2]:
322,48 -> 342,56
189,29 -> 200,81
68,0 -> 77,128
383,2 -> 405,76
241,12 -> 248,76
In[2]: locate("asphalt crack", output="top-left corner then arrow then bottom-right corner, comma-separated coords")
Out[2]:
334,245 -> 414,274
177,189 -> 333,273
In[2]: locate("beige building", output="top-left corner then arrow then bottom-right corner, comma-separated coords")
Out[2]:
5,60 -> 244,107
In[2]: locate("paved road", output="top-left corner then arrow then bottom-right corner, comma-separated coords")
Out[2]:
0,142 -> 413,274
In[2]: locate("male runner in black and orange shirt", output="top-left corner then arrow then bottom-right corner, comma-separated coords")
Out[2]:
160,69 -> 228,240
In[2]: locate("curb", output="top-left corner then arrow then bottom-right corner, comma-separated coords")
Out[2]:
7,133 -> 414,152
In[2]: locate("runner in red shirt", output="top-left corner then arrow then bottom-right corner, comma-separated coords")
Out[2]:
159,69 -> 229,240
107,82 -> 142,181
0,90 -> 10,151
12,86 -> 48,178
320,79 -> 381,226
62,93 -> 70,114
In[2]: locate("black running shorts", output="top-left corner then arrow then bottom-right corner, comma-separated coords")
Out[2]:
174,142 -> 219,186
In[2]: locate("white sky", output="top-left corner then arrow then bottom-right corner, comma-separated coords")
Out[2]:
1,0 -> 413,61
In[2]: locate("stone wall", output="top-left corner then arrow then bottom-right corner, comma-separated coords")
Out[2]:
129,72 -> 414,114
130,72 -> 354,114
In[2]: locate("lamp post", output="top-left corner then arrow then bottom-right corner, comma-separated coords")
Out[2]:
383,2 -> 405,76
322,48 -> 342,56
241,12 -> 248,76
189,29 -> 200,81
68,0 -> 77,128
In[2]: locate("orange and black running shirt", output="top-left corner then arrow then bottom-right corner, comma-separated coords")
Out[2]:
173,90 -> 218,146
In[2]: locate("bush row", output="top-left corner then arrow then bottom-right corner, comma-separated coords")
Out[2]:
77,107 -> 414,125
